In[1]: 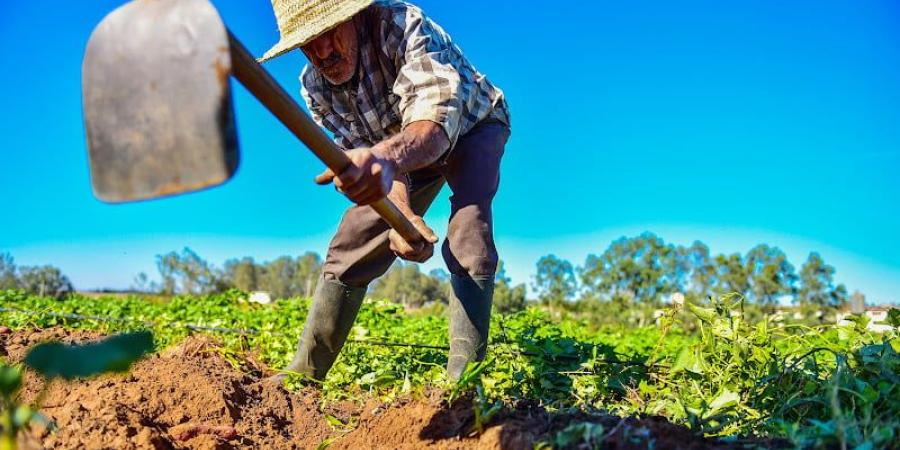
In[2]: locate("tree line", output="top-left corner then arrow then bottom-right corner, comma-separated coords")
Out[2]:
532,232 -> 851,308
131,247 -> 528,313
0,253 -> 74,299
1,232 -> 855,311
131,248 -> 324,300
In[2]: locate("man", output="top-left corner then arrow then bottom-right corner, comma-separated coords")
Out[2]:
260,0 -> 510,380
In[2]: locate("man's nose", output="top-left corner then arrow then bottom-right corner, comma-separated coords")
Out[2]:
309,36 -> 334,60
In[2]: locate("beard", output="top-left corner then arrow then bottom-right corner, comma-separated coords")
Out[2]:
319,46 -> 358,85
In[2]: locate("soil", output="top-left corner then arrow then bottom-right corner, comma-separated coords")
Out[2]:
0,328 -> 786,449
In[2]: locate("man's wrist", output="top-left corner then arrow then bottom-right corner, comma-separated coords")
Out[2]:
376,152 -> 400,176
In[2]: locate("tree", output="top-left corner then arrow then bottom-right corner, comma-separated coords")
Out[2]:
746,244 -> 797,308
223,257 -> 260,292
493,260 -> 526,314
664,245 -> 691,294
259,253 -> 323,299
131,272 -> 157,293
154,248 -> 224,295
293,252 -> 323,298
263,256 -> 298,299
17,265 -> 73,299
797,252 -> 847,307
156,252 -> 178,295
369,261 -> 447,308
428,268 -> 453,302
580,233 -> 676,304
0,252 -> 17,290
685,241 -> 716,299
178,248 -> 222,294
714,253 -> 751,298
533,254 -> 577,304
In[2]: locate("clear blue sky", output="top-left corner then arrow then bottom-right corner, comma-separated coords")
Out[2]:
1,0 -> 898,303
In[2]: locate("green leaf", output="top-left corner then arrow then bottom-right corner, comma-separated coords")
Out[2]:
12,405 -> 35,428
672,347 -> 704,375
325,414 -> 350,431
686,302 -> 717,323
0,364 -> 22,397
802,381 -> 818,395
888,308 -> 900,328
24,331 -> 154,380
359,372 -> 376,386
315,437 -> 335,450
553,422 -> 605,448
707,388 -> 740,416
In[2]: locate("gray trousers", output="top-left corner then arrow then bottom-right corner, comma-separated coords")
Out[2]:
322,120 -> 510,286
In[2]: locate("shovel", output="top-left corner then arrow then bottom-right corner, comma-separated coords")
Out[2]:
82,0 -> 425,245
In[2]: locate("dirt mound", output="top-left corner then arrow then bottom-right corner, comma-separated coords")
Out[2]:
0,328 -> 779,449
4,328 -> 331,449
330,396 -> 768,450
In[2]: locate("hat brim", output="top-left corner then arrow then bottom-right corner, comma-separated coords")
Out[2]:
258,0 -> 373,63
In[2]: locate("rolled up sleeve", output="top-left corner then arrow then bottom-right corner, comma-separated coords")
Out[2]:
386,6 -> 464,146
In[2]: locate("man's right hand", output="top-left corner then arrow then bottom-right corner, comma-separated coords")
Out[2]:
315,148 -> 397,206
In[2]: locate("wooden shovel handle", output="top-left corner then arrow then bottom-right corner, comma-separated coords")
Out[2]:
227,31 -> 425,246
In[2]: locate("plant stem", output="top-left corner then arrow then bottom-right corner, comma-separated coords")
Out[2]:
0,410 -> 15,450
0,434 -> 14,450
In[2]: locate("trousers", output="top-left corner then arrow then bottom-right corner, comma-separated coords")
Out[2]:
322,120 -> 509,285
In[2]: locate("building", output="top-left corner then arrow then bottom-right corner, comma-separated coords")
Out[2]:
836,306 -> 896,333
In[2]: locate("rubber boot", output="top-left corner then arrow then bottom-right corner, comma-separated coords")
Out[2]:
447,275 -> 494,381
283,277 -> 366,380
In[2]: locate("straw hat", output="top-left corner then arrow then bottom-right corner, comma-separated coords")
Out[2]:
259,0 -> 374,62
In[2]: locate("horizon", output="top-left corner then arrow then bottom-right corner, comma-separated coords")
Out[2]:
6,226 -> 897,305
2,0 -> 899,304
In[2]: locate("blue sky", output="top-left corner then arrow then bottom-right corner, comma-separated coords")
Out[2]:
1,0 -> 898,303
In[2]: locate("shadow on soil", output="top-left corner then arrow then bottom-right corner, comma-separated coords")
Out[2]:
420,396 -> 791,450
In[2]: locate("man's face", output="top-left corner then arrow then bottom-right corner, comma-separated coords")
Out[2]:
301,20 -> 359,85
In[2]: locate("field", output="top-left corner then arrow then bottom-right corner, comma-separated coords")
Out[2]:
1,289 -> 898,449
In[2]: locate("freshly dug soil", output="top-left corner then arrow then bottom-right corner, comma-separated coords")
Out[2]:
0,328 -> 782,449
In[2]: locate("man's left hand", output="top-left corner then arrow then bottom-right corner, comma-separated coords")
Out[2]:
388,216 -> 439,263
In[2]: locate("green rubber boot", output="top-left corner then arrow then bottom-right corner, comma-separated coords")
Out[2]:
447,275 -> 494,381
284,277 -> 366,381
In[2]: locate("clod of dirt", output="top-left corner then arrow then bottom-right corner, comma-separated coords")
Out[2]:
169,424 -> 238,442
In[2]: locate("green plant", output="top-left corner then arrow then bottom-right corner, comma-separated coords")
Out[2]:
1,365 -> 36,450
1,289 -> 896,448
543,421 -> 605,449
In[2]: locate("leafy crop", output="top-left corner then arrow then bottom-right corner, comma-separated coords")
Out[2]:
0,289 -> 897,448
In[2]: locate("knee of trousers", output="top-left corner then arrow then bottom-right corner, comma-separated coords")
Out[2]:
441,204 -> 498,278
322,239 -> 395,288
322,261 -> 392,288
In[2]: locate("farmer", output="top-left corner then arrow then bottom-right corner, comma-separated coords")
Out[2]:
259,0 -> 510,381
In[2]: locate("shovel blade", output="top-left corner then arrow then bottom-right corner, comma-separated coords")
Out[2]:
82,0 -> 238,203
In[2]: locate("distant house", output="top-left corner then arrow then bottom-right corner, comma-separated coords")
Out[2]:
248,291 -> 272,305
863,306 -> 891,323
774,306 -> 825,321
836,305 -> 896,333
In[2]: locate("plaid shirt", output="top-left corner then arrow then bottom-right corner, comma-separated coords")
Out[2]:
300,0 -> 509,152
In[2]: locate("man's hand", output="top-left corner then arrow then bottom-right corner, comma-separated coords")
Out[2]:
388,216 -> 439,263
315,148 -> 397,205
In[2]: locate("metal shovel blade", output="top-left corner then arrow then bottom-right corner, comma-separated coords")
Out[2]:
82,0 -> 238,203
